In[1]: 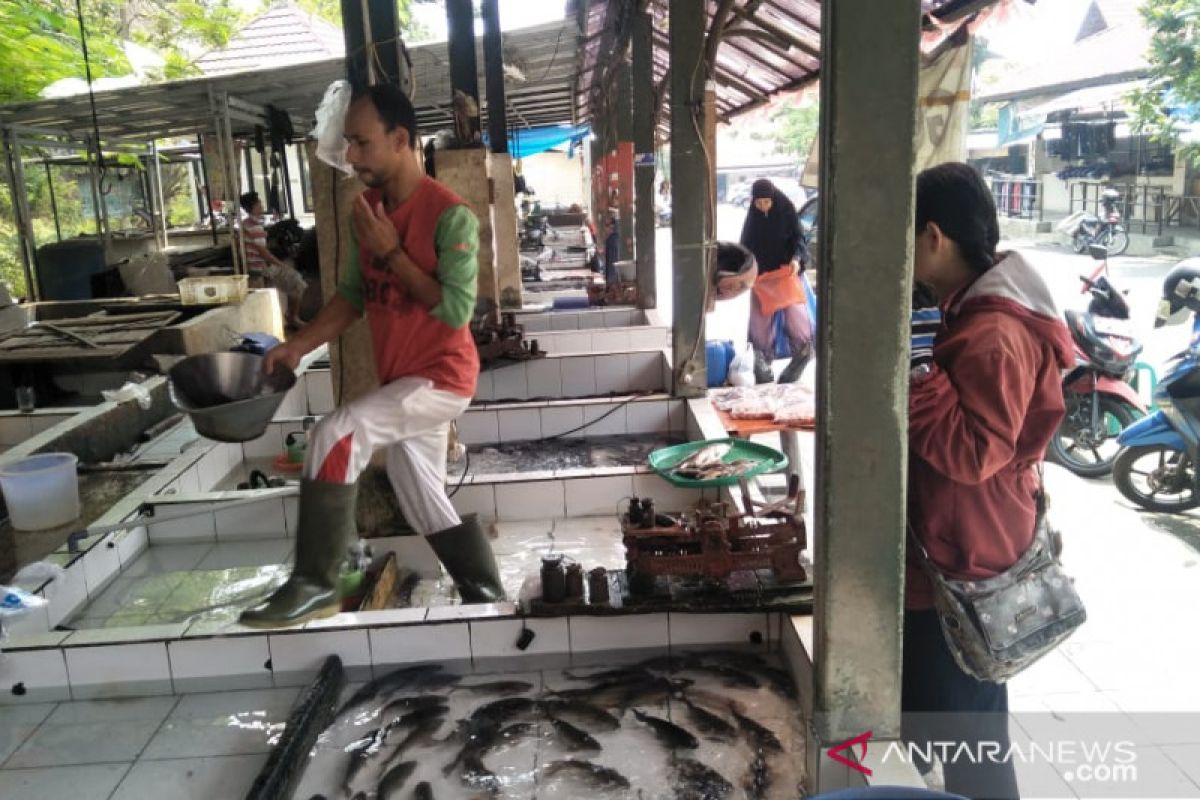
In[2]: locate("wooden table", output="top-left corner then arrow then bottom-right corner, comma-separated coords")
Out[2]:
711,402 -> 812,514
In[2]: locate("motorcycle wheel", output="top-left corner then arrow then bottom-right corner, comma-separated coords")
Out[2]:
1113,445 -> 1200,512
1047,395 -> 1137,478
1101,226 -> 1129,257
1071,231 -> 1089,254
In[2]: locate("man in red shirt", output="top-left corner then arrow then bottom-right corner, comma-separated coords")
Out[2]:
240,83 -> 501,628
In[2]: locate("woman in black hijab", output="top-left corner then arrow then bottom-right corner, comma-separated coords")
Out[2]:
739,179 -> 812,383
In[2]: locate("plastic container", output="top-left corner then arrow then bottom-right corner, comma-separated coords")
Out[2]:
178,274 -> 249,305
647,437 -> 788,488
0,453 -> 81,531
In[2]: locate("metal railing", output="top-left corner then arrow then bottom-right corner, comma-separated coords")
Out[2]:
989,176 -> 1042,221
1068,182 -> 1165,237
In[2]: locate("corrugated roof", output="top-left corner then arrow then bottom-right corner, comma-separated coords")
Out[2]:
0,20 -> 577,140
572,0 -> 1027,128
195,2 -> 345,76
978,0 -> 1149,102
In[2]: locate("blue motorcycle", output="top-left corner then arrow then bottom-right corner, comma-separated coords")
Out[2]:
1112,261 -> 1200,512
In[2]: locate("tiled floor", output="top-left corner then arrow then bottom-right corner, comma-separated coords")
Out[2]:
0,688 -> 295,800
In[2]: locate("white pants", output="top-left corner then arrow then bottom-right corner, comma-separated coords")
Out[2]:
304,377 -> 470,536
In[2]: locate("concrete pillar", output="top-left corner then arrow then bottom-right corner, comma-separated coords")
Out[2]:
616,59 -> 635,263
436,149 -> 499,315
491,153 -> 522,309
446,0 -> 482,145
669,0 -> 708,397
481,0 -> 508,155
632,11 -> 657,309
809,0 -> 920,791
307,142 -> 377,404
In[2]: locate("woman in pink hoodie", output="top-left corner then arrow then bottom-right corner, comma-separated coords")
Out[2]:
904,163 -> 1074,799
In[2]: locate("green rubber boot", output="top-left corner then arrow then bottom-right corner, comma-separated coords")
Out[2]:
239,479 -> 357,628
426,514 -> 505,603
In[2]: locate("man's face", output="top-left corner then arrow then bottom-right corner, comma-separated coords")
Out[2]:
250,201 -> 264,218
754,197 -> 773,215
344,98 -> 408,188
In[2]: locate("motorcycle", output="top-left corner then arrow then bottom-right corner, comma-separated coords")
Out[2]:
1112,261 -> 1200,511
1047,244 -> 1145,477
1067,188 -> 1130,257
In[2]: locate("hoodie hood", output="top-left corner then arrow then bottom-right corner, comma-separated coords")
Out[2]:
950,250 -> 1074,369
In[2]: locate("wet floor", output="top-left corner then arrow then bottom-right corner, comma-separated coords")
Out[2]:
66,517 -> 630,631
294,654 -> 805,800
451,435 -> 681,478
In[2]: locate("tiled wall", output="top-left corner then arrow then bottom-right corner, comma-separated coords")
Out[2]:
526,326 -> 669,356
0,608 -> 782,704
0,412 -> 80,448
476,351 -> 667,402
452,471 -> 708,522
458,396 -> 686,446
516,307 -> 644,332
275,370 -> 334,419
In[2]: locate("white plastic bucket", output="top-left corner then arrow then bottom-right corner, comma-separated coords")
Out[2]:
0,453 -> 80,531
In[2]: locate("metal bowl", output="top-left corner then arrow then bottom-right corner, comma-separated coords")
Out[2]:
168,352 -> 297,443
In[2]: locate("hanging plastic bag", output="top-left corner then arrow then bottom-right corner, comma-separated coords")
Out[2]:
312,80 -> 354,175
102,381 -> 152,410
0,584 -> 49,644
728,342 -> 757,387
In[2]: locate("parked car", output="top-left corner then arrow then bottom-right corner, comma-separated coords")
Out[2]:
797,193 -> 819,271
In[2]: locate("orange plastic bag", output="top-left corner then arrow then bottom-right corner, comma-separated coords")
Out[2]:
752,265 -> 807,317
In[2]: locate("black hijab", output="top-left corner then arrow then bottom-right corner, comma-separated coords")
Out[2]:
739,179 -> 801,274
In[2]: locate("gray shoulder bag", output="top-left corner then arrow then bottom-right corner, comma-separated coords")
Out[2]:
908,467 -> 1087,683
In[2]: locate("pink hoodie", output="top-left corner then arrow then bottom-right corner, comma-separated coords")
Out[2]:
906,251 -> 1074,610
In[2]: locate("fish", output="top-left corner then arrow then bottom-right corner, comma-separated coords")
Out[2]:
441,720 -> 502,776
683,663 -> 760,689
671,443 -> 732,475
337,665 -> 445,714
377,759 -> 417,799
636,654 -> 689,673
386,707 -> 448,759
682,689 -> 747,716
563,667 -> 652,683
619,676 -> 695,708
730,709 -> 782,753
674,758 -> 734,800
547,715 -> 602,751
377,695 -> 448,726
541,759 -> 631,790
453,680 -> 534,695
698,651 -> 797,698
460,751 -> 502,794
630,708 -> 699,749
411,783 -> 434,800
342,726 -> 391,794
679,696 -> 737,739
468,696 -> 539,725
537,699 -> 621,731
481,721 -> 538,756
743,751 -> 770,799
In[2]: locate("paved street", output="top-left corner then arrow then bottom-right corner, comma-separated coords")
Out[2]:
654,214 -> 1200,795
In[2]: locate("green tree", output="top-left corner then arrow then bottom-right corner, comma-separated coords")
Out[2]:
751,103 -> 820,160
284,0 -> 432,41
0,0 -> 244,104
1129,0 -> 1200,163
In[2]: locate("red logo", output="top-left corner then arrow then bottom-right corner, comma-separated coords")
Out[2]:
827,731 -> 873,776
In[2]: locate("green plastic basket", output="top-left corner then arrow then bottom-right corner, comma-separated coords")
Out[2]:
648,437 -> 789,488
